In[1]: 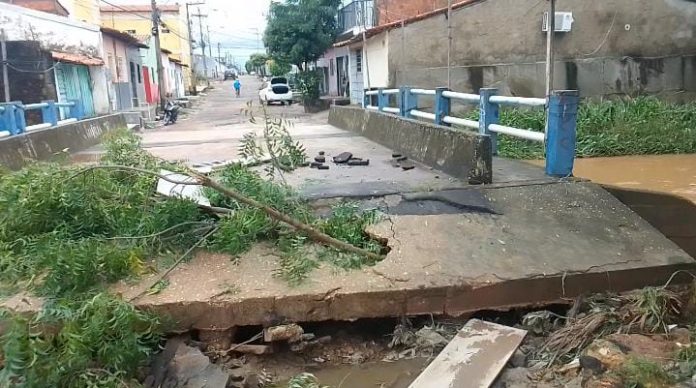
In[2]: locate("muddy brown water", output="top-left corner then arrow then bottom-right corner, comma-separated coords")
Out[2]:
531,154 -> 696,203
296,358 -> 429,387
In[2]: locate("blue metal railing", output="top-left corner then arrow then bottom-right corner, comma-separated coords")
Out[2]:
0,99 -> 84,137
363,87 -> 579,177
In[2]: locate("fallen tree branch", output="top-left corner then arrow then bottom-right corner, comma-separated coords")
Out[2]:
73,165 -> 385,262
196,173 -> 384,262
103,221 -> 210,241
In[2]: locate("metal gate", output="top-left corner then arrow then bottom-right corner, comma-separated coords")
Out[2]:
54,63 -> 95,119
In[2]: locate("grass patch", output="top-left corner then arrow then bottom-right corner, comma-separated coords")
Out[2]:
459,97 -> 696,159
615,357 -> 673,388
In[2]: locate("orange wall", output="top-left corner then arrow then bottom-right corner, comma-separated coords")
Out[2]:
376,0 -> 449,24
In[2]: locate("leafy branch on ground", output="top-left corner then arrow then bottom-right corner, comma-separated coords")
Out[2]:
239,101 -> 308,179
0,293 -> 161,387
457,97 -> 696,159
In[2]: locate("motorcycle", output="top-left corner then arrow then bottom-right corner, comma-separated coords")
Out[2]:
163,100 -> 180,126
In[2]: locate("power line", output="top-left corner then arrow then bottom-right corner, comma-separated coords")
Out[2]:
99,0 -> 152,21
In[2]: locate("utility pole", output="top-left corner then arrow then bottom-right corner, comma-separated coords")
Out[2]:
193,8 -> 208,84
217,42 -> 221,64
1,29 -> 10,102
545,0 -> 556,99
206,25 -> 215,78
447,0 -> 452,88
151,0 -> 166,111
186,2 -> 204,95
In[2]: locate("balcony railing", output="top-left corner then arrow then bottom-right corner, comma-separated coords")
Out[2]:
338,0 -> 376,34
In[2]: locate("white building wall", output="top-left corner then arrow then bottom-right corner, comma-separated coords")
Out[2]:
0,2 -> 110,114
363,32 -> 390,88
0,2 -> 101,57
348,45 -> 364,105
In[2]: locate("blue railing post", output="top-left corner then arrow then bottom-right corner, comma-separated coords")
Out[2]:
479,88 -> 499,155
546,90 -> 579,177
68,99 -> 84,120
0,104 -> 18,135
435,87 -> 450,126
377,88 -> 386,112
399,86 -> 418,119
14,103 -> 26,134
41,100 -> 58,127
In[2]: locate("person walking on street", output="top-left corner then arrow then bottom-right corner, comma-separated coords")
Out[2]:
233,78 -> 241,97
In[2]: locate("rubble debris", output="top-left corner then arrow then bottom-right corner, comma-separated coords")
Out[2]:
395,155 -> 408,162
157,169 -> 211,207
228,344 -> 272,355
147,339 -> 233,388
314,155 -> 326,163
310,161 -> 323,168
318,151 -> 325,156
400,161 -> 416,170
317,165 -> 330,170
347,158 -> 370,166
409,319 -> 527,388
264,323 -> 304,343
391,153 -> 403,158
333,152 -> 353,163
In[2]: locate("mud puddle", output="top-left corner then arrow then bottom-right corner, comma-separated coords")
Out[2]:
532,154 -> 696,203
307,358 -> 428,387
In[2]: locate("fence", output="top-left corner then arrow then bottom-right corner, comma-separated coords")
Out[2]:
0,100 -> 84,137
363,87 -> 579,177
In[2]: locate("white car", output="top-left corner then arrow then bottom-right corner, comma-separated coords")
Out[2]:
259,77 -> 293,105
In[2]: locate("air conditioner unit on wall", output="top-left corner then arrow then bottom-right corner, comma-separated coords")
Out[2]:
542,12 -> 574,32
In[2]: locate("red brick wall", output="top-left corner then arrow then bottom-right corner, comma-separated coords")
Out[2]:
3,0 -> 69,16
376,0 -> 449,25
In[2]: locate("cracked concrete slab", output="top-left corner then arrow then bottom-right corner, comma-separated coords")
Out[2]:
93,181 -> 694,331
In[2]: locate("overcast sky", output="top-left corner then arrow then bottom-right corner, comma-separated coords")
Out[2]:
108,0 -> 271,67
195,0 -> 271,68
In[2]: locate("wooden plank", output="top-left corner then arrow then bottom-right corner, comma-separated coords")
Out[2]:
409,319 -> 527,388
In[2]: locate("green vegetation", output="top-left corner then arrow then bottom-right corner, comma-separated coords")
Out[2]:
287,373 -> 327,388
615,357 -> 673,388
460,97 -> 696,159
0,126 -> 384,385
246,53 -> 269,76
205,164 -> 384,284
268,58 -> 292,77
264,0 -> 341,71
1,294 -> 161,387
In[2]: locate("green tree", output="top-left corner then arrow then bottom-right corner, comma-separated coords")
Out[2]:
245,53 -> 269,75
268,58 -> 292,76
264,0 -> 341,71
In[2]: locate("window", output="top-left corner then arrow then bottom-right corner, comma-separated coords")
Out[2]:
355,51 -> 362,73
137,64 -> 142,83
330,59 -> 335,76
129,61 -> 136,83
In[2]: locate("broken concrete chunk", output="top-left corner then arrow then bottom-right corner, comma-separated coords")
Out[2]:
395,155 -> 408,162
146,339 -> 231,388
400,161 -> 415,171
333,152 -> 353,163
409,319 -> 526,388
391,153 -> 402,158
310,162 -> 323,168
263,323 -> 304,343
347,158 -> 369,166
314,155 -> 326,163
157,169 -> 211,207
318,151 -> 325,156
317,165 -> 330,170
